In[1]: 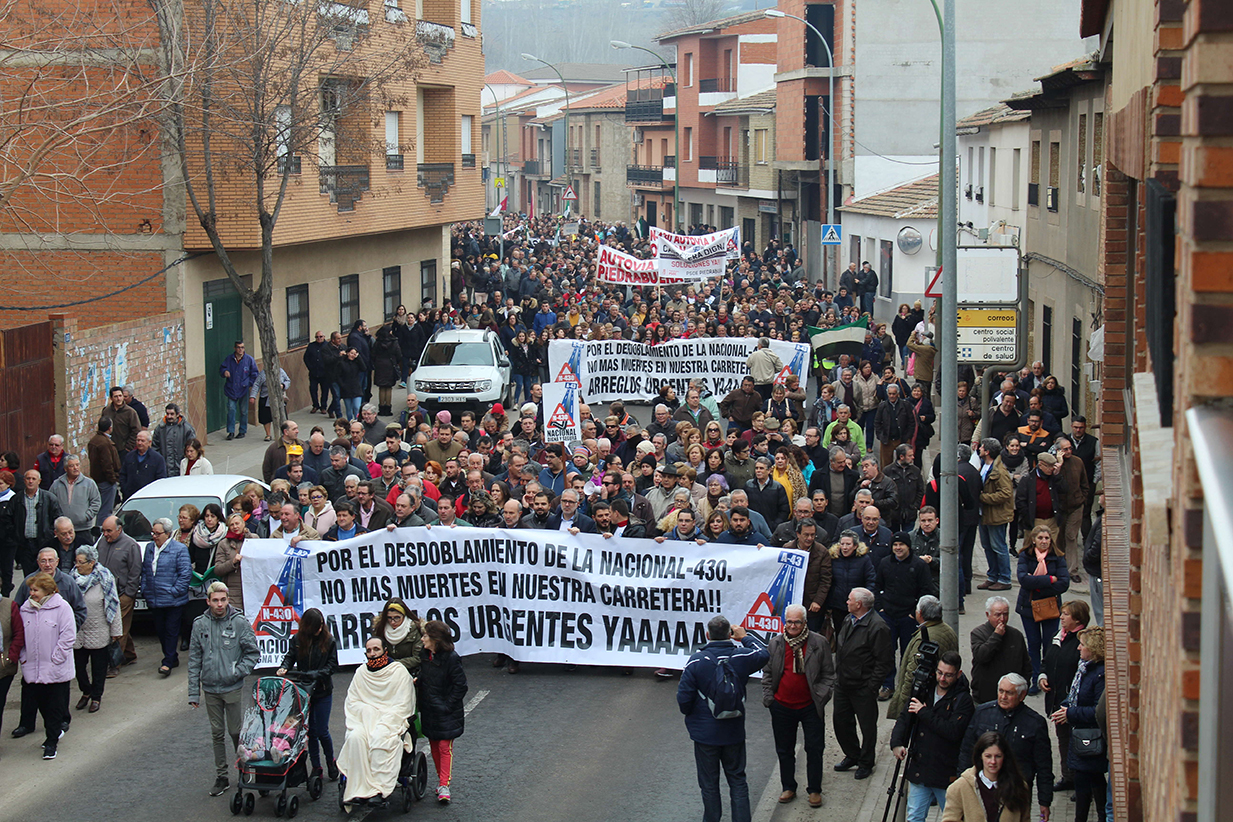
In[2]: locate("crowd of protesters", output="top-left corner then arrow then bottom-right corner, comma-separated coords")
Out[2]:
0,212 -> 1105,818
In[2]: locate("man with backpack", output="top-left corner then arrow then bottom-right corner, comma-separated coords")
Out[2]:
678,615 -> 770,822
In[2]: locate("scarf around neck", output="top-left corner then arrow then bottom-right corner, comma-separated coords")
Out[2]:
74,564 -> 120,625
785,627 -> 809,668
385,617 -> 412,645
366,652 -> 391,671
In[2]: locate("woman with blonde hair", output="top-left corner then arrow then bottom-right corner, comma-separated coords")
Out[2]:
1050,627 -> 1106,822
1016,525 -> 1070,688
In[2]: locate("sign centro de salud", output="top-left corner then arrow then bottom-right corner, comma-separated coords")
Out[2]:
956,308 -> 1018,364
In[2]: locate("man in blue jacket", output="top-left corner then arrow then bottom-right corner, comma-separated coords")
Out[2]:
219,340 -> 258,440
678,614 -> 770,822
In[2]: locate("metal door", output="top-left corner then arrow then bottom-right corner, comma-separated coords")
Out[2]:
0,322 -> 53,466
203,280 -> 244,432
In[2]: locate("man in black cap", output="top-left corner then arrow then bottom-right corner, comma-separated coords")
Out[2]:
873,531 -> 936,701
645,463 -> 680,523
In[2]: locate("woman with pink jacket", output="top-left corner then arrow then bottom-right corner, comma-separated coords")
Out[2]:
19,572 -> 76,760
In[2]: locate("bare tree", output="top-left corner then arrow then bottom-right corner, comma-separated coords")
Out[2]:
151,0 -> 424,428
663,0 -> 733,31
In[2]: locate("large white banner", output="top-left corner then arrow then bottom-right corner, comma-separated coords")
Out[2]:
241,530 -> 806,668
594,245 -> 707,286
650,226 -> 740,279
547,337 -> 811,403
541,380 -> 581,444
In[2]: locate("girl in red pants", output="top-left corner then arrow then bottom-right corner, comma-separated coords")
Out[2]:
418,621 -> 468,804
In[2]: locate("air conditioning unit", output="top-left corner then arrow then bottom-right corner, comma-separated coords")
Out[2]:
633,192 -> 643,206
633,128 -> 644,144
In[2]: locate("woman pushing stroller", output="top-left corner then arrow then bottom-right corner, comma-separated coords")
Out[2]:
277,608 -> 339,781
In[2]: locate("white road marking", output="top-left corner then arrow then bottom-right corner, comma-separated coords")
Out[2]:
464,688 -> 490,715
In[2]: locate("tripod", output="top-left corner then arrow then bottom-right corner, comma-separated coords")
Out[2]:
881,712 -> 918,822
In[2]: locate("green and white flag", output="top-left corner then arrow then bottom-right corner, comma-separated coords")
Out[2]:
807,318 -> 869,360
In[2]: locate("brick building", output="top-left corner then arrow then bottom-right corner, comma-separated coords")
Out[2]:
1083,0 -> 1233,820
0,0 -> 485,453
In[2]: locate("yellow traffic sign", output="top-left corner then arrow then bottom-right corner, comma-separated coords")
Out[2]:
494,177 -> 505,188
957,309 -> 1016,327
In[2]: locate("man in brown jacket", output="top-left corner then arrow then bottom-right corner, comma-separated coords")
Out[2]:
1053,436 -> 1091,581
719,376 -> 764,431
977,438 -> 1015,590
784,519 -> 832,634
100,386 -> 141,458
87,417 -> 122,524
761,603 -> 837,808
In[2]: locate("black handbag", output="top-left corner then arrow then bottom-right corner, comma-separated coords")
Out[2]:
1071,727 -> 1105,758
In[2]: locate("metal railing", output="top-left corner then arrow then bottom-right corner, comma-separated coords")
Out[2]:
522,159 -> 541,175
319,164 -> 370,211
626,99 -> 665,122
716,159 -> 746,187
461,153 -> 476,168
626,165 -> 665,186
416,162 -> 454,203
699,78 -> 735,93
277,155 -> 301,175
663,155 -> 675,168
698,155 -> 719,170
590,147 -> 600,168
385,154 -> 404,171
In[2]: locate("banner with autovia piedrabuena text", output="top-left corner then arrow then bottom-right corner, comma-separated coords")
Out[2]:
241,530 -> 806,668
547,337 -> 812,404
594,244 -> 708,286
649,226 -> 741,280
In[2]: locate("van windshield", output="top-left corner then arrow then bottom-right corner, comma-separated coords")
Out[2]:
420,342 -> 493,367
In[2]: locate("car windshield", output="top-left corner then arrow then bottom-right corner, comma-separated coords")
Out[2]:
117,496 -> 221,542
421,342 -> 494,367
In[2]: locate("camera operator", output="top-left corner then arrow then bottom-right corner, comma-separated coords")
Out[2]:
886,595 -> 957,719
890,650 -> 974,822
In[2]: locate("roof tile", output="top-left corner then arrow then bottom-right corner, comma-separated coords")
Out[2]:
840,175 -> 940,220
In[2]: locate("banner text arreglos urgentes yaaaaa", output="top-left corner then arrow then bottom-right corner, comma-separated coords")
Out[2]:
242,528 -> 806,668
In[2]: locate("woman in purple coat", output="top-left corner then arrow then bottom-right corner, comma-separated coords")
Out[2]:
19,572 -> 76,760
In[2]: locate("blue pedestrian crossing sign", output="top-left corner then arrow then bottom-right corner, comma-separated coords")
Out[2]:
821,224 -> 842,245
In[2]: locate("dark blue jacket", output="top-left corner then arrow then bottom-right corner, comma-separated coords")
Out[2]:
1015,550 -> 1070,619
219,352 -> 259,400
825,549 -> 877,611
715,529 -> 761,545
347,328 -> 371,370
120,448 -> 168,499
545,511 -> 597,534
677,635 -> 770,746
1063,661 -> 1106,773
141,538 -> 192,607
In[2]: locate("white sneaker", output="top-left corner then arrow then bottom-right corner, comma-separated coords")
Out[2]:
437,785 -> 451,804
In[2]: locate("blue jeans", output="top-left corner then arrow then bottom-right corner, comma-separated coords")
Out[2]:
880,612 -> 919,688
907,781 -> 948,822
226,397 -> 248,435
510,374 -> 527,405
861,292 -> 875,317
899,344 -> 910,371
308,693 -> 335,768
151,605 -> 183,669
328,383 -> 343,418
860,410 -> 876,450
693,741 -> 750,822
343,397 -> 362,420
1021,613 -> 1059,681
979,522 -> 1012,584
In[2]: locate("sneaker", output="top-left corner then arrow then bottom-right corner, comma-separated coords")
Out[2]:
209,776 -> 229,796
437,785 -> 451,804
877,687 -> 893,701
43,745 -> 56,760
655,668 -> 672,678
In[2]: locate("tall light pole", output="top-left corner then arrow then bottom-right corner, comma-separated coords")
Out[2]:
483,82 -> 505,214
939,0 -> 959,633
612,40 -> 680,232
765,9 -> 834,284
521,53 -> 572,217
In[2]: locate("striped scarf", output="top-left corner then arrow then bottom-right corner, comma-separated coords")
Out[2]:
785,627 -> 809,669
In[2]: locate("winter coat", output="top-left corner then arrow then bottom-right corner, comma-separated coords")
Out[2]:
140,538 -> 192,608
853,372 -> 881,415
1,597 -> 21,680
677,636 -> 770,746
875,551 -> 936,618
1039,385 -> 1069,422
36,451 -> 66,490
762,631 -> 836,719
347,327 -> 371,371
303,339 -> 327,377
508,343 -> 538,377
188,604 -> 259,699
808,465 -> 859,515
372,328 -> 403,388
969,621 -> 1033,705
864,473 -> 900,524
957,394 -> 983,445
942,767 -> 1033,822
280,635 -> 339,697
890,672 -> 975,789
383,620 -> 424,675
97,532 -> 142,599
826,545 -> 877,611
119,448 -> 168,500
219,352 -> 259,400
1014,550 -> 1069,620
892,314 -> 915,347
49,474 -> 101,532
152,417 -> 197,474
906,338 -> 937,386
19,592 -> 76,684
885,462 -> 925,522
911,396 -> 936,449
212,535 -> 248,610
5,489 -> 62,551
796,542 -> 833,610
887,619 -> 959,719
1057,455 -> 1090,514
723,453 -> 757,490
336,356 -> 366,398
417,647 -> 468,740
875,399 -> 915,444
979,459 -> 1016,526
86,433 -> 122,484
744,477 -> 790,530
834,608 -> 894,692
958,701 -> 1054,807
1041,628 -> 1084,713
1063,661 -> 1107,774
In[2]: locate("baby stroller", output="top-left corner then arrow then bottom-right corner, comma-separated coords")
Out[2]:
230,674 -> 324,817
337,712 -> 429,814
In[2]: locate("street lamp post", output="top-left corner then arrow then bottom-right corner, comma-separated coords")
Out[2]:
765,9 -> 834,285
483,82 -> 507,261
521,53 -> 572,217
611,40 -> 680,233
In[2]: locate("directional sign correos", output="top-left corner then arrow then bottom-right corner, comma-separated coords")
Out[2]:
956,309 -> 1018,364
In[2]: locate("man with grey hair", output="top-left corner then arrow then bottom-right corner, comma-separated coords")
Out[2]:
189,579 -> 259,797
745,456 -> 789,531
809,446 -> 858,517
886,595 -> 958,719
122,384 -> 150,428
49,454 -> 101,545
761,603 -> 835,807
97,515 -> 142,668
821,403 -> 866,456
959,672 -> 1054,819
35,434 -> 67,490
968,595 -> 1032,705
119,429 -> 167,500
874,382 -> 914,467
320,445 -> 365,500
746,336 -> 784,401
646,403 -> 676,442
832,586 -> 893,779
678,614 -> 770,822
47,516 -> 81,571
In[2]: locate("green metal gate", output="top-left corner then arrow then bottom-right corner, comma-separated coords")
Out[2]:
203,279 -> 244,433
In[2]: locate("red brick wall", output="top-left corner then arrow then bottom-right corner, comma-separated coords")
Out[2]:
0,251 -> 169,332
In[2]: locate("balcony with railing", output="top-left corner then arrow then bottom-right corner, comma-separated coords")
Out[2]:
698,77 -> 737,106
385,154 -> 404,171
589,147 -> 600,168
319,165 -> 370,212
277,155 -> 302,175
523,159 -> 542,176
568,148 -> 582,169
417,162 -> 454,203
715,158 -> 747,188
461,153 -> 476,168
627,165 -> 667,187
625,84 -> 676,123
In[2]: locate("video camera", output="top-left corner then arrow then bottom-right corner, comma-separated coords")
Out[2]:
908,640 -> 941,704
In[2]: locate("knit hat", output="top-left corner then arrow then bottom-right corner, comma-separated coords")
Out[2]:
892,531 -> 913,547
491,402 -> 505,416
436,410 -> 452,425
573,445 -> 591,460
